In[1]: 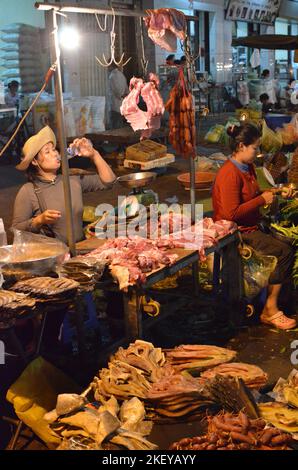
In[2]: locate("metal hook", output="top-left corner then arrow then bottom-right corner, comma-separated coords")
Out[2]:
95,13 -> 108,32
95,7 -> 131,68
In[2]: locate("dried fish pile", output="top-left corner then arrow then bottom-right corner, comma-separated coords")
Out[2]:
200,363 -> 268,389
259,402 -> 298,434
204,375 -> 259,418
61,257 -> 106,291
0,289 -> 36,327
164,344 -> 237,373
170,411 -> 292,450
112,340 -> 166,383
92,361 -> 153,401
146,372 -> 214,422
45,394 -> 157,450
11,277 -> 79,304
92,341 -> 172,402
270,369 -> 298,409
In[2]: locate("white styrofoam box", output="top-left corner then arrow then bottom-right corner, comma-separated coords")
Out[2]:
85,96 -> 106,132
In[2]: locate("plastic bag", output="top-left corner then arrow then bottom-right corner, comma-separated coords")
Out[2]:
1,230 -> 69,278
204,125 -> 225,143
6,357 -> 80,449
278,124 -> 298,146
261,121 -> 283,153
250,49 -> 260,68
240,244 -> 277,299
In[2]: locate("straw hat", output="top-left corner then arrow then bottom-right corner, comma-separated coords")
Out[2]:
16,126 -> 57,171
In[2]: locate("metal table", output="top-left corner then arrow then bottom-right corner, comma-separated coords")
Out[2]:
76,231 -> 241,341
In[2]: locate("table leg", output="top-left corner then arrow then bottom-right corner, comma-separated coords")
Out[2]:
192,262 -> 199,296
213,251 -> 221,296
74,296 -> 87,361
123,291 -> 142,340
35,312 -> 47,357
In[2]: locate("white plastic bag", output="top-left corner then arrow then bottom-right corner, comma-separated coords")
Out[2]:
250,49 -> 260,68
240,245 -> 277,299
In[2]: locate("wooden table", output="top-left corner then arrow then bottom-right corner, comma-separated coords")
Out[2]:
68,127 -> 168,147
76,232 -> 241,341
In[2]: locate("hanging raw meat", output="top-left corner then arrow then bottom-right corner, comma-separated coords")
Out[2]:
144,8 -> 186,52
165,67 -> 196,158
120,73 -> 165,139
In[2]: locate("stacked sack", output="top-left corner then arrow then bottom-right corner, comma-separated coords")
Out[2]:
0,23 -> 44,93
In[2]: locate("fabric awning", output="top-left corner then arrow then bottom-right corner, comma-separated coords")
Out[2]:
232,34 -> 298,50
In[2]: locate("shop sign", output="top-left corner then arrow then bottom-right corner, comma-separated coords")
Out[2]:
225,0 -> 281,25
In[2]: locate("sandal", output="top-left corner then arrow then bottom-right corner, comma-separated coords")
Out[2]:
260,311 -> 297,330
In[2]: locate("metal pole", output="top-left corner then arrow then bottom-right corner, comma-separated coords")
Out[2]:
51,9 -> 76,256
35,2 -> 198,21
185,34 -> 199,293
185,35 -> 196,225
189,157 -> 196,224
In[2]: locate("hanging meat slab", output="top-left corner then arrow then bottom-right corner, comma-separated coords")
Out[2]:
120,73 -> 164,139
144,8 -> 186,52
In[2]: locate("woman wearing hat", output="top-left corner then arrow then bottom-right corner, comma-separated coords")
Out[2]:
12,126 -> 116,243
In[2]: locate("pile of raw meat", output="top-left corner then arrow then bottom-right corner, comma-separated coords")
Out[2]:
84,237 -> 178,290
81,218 -> 236,290
158,216 -> 237,260
144,8 -> 186,52
120,73 -> 164,139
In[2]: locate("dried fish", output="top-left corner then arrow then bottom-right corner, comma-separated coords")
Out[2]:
164,344 -> 237,373
200,363 -> 268,389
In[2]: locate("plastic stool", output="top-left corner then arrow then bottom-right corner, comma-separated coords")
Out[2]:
61,292 -> 99,345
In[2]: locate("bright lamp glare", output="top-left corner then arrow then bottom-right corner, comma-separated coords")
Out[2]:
59,26 -> 79,49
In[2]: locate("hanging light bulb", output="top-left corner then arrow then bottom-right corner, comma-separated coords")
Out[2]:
59,26 -> 80,50
240,112 -> 248,121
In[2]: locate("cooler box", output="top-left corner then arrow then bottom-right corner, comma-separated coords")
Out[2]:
265,114 -> 291,131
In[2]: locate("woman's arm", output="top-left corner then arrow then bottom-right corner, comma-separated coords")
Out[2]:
11,185 -> 40,233
69,138 -> 116,186
91,150 -> 116,185
217,171 -> 265,222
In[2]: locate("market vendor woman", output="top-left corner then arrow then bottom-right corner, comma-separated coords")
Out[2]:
12,125 -> 116,242
212,122 -> 296,330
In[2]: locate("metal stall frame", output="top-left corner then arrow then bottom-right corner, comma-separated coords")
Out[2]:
35,2 -> 198,253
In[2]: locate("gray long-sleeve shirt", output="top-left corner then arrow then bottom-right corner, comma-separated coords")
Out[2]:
11,174 -> 107,244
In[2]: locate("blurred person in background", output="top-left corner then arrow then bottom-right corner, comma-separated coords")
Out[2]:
107,63 -> 129,129
5,80 -> 20,108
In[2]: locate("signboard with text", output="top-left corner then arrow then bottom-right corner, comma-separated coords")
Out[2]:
225,0 -> 281,25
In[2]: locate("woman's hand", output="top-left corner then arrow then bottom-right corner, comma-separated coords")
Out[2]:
281,187 -> 294,199
34,210 -> 61,228
261,190 -> 275,205
69,138 -> 95,159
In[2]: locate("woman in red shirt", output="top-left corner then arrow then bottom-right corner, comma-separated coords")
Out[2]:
212,123 -> 296,330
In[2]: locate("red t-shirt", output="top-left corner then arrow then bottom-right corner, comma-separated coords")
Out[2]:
212,159 -> 265,232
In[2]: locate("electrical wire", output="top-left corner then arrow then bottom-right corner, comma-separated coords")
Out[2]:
0,62 -> 57,159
